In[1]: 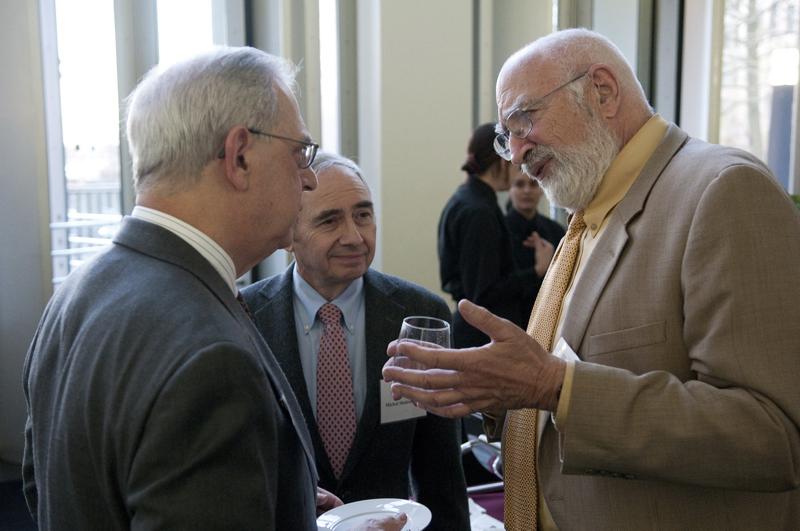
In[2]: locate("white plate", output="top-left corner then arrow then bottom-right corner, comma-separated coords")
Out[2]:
317,498 -> 432,530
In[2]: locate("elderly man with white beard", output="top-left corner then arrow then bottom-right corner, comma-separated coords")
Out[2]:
383,28 -> 800,531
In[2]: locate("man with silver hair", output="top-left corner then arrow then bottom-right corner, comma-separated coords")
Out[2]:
23,47 -> 405,530
242,151 -> 470,530
384,28 -> 800,530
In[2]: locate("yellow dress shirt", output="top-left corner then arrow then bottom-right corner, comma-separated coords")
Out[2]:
541,114 -> 668,530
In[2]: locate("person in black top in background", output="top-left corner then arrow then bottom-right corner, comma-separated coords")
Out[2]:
505,165 -> 564,318
438,123 -> 552,348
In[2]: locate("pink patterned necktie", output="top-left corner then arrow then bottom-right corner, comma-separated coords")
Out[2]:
316,303 -> 357,478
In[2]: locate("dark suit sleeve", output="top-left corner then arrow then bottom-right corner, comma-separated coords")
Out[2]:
409,297 -> 470,530
22,415 -> 37,521
126,342 -> 281,530
22,324 -> 42,522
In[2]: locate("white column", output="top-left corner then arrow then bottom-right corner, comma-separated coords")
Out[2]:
0,0 -> 51,478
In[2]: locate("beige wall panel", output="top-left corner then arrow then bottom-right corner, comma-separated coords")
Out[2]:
371,0 -> 473,303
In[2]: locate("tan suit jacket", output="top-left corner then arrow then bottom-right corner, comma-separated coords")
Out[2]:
540,124 -> 800,530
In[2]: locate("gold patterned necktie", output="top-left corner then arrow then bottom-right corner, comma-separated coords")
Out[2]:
503,210 -> 586,530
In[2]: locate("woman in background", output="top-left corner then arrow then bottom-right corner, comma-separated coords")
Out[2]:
437,123 -> 552,348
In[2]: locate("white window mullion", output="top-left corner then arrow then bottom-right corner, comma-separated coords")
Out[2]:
212,0 -> 246,47
114,0 -> 158,214
39,0 -> 67,283
792,60 -> 800,195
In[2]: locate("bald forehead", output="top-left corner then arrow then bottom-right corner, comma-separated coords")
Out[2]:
496,49 -> 559,120
313,165 -> 371,197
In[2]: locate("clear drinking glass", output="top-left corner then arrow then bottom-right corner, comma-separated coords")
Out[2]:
387,316 -> 451,372
398,316 -> 451,349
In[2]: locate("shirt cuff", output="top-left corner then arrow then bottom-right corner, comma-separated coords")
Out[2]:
552,360 -> 576,430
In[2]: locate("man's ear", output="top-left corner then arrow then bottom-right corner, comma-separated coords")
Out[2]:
587,64 -> 620,118
220,126 -> 252,191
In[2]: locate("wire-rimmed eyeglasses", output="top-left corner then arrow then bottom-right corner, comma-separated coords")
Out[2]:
494,70 -> 589,161
218,128 -> 319,169
248,128 -> 319,169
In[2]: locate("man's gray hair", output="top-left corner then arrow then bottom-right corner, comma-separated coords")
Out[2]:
310,151 -> 367,185
125,46 -> 298,194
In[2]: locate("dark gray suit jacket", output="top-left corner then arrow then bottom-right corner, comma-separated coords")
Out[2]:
242,267 -> 470,530
23,217 -> 318,530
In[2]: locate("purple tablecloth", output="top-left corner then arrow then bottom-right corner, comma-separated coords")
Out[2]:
470,491 -> 504,522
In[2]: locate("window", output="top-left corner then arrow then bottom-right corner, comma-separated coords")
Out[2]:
157,0 -> 215,67
717,0 -> 798,192
44,0 -> 225,286
49,0 -> 123,285
319,0 -> 341,153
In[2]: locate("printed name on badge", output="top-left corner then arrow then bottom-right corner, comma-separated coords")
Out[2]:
379,379 -> 427,424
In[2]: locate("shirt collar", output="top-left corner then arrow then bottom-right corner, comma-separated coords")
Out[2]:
292,263 -> 364,334
583,114 -> 669,235
131,205 -> 238,294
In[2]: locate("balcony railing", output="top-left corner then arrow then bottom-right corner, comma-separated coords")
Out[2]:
51,181 -> 121,284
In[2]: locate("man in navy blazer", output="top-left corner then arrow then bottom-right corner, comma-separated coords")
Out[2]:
242,152 -> 470,530
22,48 -> 374,530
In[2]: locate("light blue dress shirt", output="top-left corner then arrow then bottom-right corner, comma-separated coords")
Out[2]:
292,264 -> 367,420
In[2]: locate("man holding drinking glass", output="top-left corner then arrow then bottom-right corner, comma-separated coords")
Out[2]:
384,28 -> 800,531
242,151 -> 470,530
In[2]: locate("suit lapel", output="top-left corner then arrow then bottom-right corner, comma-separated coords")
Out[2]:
253,270 -> 316,424
116,219 -> 318,482
249,268 -> 327,479
340,270 -> 405,481
561,124 -> 689,354
252,268 -> 407,484
242,322 -> 319,484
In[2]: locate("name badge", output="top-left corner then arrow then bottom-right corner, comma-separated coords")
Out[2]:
379,379 -> 427,424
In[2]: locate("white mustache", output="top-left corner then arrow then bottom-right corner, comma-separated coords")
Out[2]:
521,146 -> 557,177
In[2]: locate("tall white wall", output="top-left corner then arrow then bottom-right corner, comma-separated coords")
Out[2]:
0,0 -> 51,479
481,0 -> 554,122
359,0 -> 555,302
358,0 -> 473,301
481,0 -> 555,214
